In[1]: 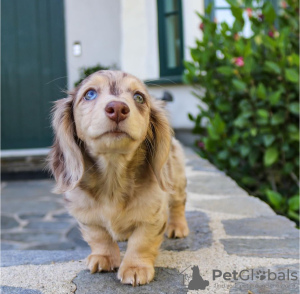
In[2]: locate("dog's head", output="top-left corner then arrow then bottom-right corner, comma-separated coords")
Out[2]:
49,70 -> 172,193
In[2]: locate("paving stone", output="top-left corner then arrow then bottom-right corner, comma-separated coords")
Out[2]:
19,213 -> 45,220
1,215 -> 19,229
186,159 -> 222,173
53,212 -> 72,219
161,211 -> 212,251
229,263 -> 300,294
1,242 -> 23,250
0,286 -> 42,294
24,221 -> 71,232
67,226 -> 89,248
223,216 -> 298,237
1,232 -> 61,244
1,200 -> 61,215
1,250 -> 90,267
190,196 -> 274,216
26,242 -> 77,250
187,175 -> 248,196
221,238 -> 299,259
73,268 -> 188,294
1,180 -> 56,200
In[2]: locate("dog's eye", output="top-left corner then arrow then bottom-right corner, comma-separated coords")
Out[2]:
133,93 -> 144,104
84,90 -> 97,101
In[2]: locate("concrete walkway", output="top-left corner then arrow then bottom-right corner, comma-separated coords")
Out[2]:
1,147 -> 299,293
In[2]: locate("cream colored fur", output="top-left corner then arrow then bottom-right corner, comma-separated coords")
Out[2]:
48,70 -> 189,286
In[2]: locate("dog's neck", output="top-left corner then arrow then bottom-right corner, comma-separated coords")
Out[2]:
79,143 -> 150,200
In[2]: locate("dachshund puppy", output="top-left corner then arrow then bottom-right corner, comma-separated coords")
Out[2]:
48,70 -> 189,286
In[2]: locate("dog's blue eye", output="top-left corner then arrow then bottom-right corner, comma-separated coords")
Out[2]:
133,93 -> 144,104
84,90 -> 97,101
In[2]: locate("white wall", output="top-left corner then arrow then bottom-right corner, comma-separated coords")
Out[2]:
148,85 -> 205,129
64,0 -> 121,89
120,0 -> 159,80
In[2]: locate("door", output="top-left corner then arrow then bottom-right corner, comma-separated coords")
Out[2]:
1,0 -> 67,149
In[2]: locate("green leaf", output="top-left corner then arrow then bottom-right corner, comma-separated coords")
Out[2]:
217,66 -> 233,76
288,102 -> 299,115
285,68 -> 299,83
268,90 -> 282,105
257,83 -> 266,99
266,190 -> 283,210
230,157 -> 239,167
288,210 -> 300,222
263,135 -> 276,147
188,113 -> 194,121
257,109 -> 269,118
264,147 -> 279,166
263,2 -> 276,24
288,195 -> 300,211
264,61 -> 281,74
218,150 -> 229,160
271,112 -> 285,125
232,79 -> 247,91
240,145 -> 250,157
212,114 -> 226,134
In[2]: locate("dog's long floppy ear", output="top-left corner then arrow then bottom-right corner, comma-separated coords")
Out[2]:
48,96 -> 84,194
146,98 -> 173,191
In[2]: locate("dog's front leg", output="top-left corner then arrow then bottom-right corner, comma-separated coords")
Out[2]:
117,222 -> 165,286
80,224 -> 120,273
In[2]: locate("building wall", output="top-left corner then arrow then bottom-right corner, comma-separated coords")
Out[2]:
64,0 -> 121,89
121,0 -> 205,129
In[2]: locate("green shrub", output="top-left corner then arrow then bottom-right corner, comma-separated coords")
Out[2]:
74,63 -> 116,87
184,0 -> 299,223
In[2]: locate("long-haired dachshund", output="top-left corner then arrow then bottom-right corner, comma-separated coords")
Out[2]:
48,70 -> 189,286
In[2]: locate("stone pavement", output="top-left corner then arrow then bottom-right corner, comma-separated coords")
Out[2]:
1,147 -> 299,293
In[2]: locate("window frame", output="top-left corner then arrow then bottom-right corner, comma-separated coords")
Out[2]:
157,0 -> 185,77
204,0 -> 279,20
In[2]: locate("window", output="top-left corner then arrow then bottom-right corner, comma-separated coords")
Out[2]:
157,0 -> 184,77
204,0 -> 279,36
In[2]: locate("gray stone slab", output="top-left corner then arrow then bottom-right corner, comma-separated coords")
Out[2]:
191,196 -> 275,216
1,215 -> 19,229
229,263 -> 300,294
19,213 -> 45,220
26,242 -> 77,250
161,211 -> 212,251
1,200 -> 61,215
1,242 -> 23,250
53,212 -> 72,220
1,180 -> 56,200
223,216 -> 299,237
73,268 -> 188,294
186,159 -> 222,173
1,250 -> 90,267
187,174 -> 248,196
67,226 -> 89,248
1,232 -> 61,244
24,221 -> 71,232
221,238 -> 299,259
0,286 -> 42,294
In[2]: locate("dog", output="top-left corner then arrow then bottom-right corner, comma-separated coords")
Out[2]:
48,70 -> 189,286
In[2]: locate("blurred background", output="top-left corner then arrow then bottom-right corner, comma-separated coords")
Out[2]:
1,0 -> 299,224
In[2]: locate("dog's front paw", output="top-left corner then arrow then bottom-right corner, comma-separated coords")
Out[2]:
87,254 -> 120,273
166,219 -> 189,238
117,263 -> 154,286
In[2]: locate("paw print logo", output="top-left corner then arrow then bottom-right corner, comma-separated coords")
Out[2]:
256,270 -> 266,280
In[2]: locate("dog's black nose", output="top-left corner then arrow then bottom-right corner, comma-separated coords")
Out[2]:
105,101 -> 130,123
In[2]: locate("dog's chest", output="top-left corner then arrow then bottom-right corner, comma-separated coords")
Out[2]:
65,188 -> 139,240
